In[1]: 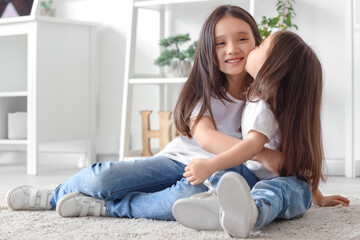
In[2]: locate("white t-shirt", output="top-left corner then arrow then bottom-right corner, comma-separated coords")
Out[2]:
243,99 -> 280,180
157,92 -> 244,165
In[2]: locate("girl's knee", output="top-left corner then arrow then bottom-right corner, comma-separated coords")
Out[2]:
79,162 -> 115,193
170,178 -> 208,199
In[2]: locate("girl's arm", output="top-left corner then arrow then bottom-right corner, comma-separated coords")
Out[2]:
185,130 -> 267,185
192,116 -> 281,175
191,116 -> 240,154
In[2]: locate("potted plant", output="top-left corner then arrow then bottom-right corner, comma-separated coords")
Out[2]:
154,33 -> 197,77
40,0 -> 55,17
258,0 -> 298,40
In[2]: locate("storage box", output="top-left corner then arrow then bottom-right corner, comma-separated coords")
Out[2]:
8,112 -> 27,139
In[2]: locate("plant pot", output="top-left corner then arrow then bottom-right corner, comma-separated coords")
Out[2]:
40,8 -> 56,17
171,60 -> 191,77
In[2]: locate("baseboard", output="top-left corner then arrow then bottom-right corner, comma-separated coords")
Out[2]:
324,158 -> 360,176
0,141 -> 92,168
0,151 -> 84,167
0,152 -> 117,168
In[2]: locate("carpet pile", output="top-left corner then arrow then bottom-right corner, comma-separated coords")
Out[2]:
0,193 -> 359,239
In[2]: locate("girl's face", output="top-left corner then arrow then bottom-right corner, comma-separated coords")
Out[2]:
214,15 -> 256,79
245,34 -> 273,79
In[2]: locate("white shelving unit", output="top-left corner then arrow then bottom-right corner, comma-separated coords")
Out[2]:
0,92 -> 28,97
0,2 -> 99,175
119,0 -> 255,160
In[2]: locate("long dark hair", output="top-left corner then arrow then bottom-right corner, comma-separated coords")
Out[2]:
174,5 -> 262,138
248,31 -> 324,191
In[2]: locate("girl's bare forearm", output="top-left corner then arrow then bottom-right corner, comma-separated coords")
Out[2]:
192,116 -> 241,154
208,132 -> 267,173
203,131 -> 282,176
192,116 -> 282,175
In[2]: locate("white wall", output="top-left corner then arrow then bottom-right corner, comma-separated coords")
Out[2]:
354,0 -> 360,175
294,1 -> 347,160
292,0 -> 360,175
50,0 -> 359,174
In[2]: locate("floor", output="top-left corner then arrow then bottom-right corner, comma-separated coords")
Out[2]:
1,160 -> 360,199
0,162 -> 79,193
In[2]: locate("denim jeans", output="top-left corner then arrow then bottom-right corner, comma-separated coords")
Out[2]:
49,155 -> 257,220
252,176 -> 312,229
49,155 -> 311,227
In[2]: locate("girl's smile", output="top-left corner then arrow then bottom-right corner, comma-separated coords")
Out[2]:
225,57 -> 245,65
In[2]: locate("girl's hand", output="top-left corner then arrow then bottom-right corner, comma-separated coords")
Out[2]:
314,195 -> 350,207
184,158 -> 214,185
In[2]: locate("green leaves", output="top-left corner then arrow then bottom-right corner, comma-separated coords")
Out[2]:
40,0 -> 53,10
155,34 -> 197,67
154,49 -> 177,67
159,34 -> 191,47
258,0 -> 298,40
183,41 -> 197,61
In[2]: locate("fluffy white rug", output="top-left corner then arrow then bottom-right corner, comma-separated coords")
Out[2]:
0,193 -> 359,240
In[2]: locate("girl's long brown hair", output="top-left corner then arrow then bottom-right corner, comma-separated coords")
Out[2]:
248,31 -> 324,191
174,5 -> 262,138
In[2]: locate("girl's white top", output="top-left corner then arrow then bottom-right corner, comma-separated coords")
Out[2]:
242,99 -> 280,180
157,92 -> 244,166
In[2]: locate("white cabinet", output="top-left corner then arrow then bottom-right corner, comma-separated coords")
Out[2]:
119,0 -> 255,160
0,16 -> 98,175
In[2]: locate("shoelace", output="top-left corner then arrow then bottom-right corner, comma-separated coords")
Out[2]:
204,179 -> 215,191
205,180 -> 217,196
191,180 -> 217,199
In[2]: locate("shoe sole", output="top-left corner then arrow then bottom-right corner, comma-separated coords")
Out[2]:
56,192 -> 83,217
6,185 -> 29,210
217,172 -> 254,238
173,198 -> 222,231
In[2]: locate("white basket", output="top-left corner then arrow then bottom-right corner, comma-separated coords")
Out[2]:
8,112 -> 27,139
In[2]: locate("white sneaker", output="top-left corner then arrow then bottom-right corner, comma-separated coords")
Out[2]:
56,192 -> 107,217
6,185 -> 52,211
172,180 -> 222,231
217,172 -> 259,238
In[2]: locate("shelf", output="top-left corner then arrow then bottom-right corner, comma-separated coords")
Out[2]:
0,92 -> 28,97
0,139 -> 28,145
129,77 -> 187,84
134,0 -> 250,10
0,15 -> 99,175
135,0 -> 212,7
0,15 -> 100,27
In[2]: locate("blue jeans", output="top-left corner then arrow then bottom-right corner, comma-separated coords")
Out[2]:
49,155 -> 311,228
49,155 -> 257,220
252,176 -> 312,229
